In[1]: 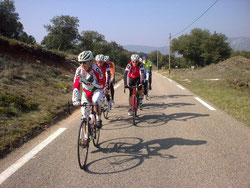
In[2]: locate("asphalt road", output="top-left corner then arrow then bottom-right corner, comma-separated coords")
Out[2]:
0,72 -> 249,188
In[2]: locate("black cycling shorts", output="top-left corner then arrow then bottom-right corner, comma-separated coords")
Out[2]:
128,77 -> 141,97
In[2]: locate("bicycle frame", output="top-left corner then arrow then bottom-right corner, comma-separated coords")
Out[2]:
124,86 -> 139,125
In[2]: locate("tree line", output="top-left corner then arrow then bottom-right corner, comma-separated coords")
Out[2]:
1,0 -> 249,69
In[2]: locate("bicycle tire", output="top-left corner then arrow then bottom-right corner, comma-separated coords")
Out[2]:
93,126 -> 100,147
77,120 -> 89,170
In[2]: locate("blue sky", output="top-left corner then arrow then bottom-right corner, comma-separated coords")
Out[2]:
15,0 -> 250,47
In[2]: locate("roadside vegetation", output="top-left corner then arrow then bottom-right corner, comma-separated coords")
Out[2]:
0,55 -> 123,158
159,56 -> 250,126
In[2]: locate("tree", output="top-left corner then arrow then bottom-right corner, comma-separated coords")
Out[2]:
78,30 -> 106,51
42,15 -> 79,51
0,0 -> 23,38
172,28 -> 231,67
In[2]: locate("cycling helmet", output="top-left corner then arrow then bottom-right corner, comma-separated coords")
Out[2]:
95,54 -> 104,62
131,54 -> 139,61
104,56 -> 110,62
139,58 -> 142,63
143,55 -> 148,60
78,51 -> 94,62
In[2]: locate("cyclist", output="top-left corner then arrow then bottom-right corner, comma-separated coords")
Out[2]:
94,54 -> 111,114
142,55 -> 153,90
124,54 -> 145,115
104,55 -> 115,105
72,51 -> 104,129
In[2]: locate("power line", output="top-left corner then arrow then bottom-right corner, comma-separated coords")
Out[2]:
173,0 -> 220,37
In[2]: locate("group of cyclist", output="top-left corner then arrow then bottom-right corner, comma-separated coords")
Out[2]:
72,50 -> 152,127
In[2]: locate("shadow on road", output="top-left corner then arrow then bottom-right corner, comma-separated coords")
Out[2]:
167,94 -> 193,98
136,112 -> 209,128
85,137 -> 206,174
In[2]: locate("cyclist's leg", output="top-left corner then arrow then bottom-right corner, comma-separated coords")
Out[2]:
128,77 -> 135,115
110,82 -> 115,104
81,89 -> 93,120
92,89 -> 104,128
137,79 -> 143,109
81,89 -> 92,142
148,71 -> 152,90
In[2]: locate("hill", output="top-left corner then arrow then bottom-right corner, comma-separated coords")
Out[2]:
0,37 -> 124,158
160,56 -> 250,126
123,37 -> 250,54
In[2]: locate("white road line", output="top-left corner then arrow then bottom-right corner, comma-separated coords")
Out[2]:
195,97 -> 216,111
114,84 -> 120,89
0,128 -> 67,185
168,79 -> 173,82
177,85 -> 185,90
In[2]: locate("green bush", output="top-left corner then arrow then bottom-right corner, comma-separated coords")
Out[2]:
0,93 -> 39,117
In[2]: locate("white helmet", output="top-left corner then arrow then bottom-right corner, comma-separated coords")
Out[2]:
78,51 -> 94,62
104,56 -> 110,62
131,54 -> 139,61
139,58 -> 142,63
95,54 -> 104,62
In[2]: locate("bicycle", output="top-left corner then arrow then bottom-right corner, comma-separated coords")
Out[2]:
124,85 -> 139,126
67,102 -> 100,170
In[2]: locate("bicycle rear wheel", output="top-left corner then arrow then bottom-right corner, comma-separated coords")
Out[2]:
93,126 -> 100,147
77,120 -> 89,170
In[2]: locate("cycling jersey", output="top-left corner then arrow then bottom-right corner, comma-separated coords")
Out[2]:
106,61 -> 115,81
124,62 -> 145,85
143,60 -> 152,71
93,62 -> 110,89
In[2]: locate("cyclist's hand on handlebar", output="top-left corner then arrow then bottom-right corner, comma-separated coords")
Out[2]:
138,84 -> 142,90
73,101 -> 80,106
124,84 -> 129,88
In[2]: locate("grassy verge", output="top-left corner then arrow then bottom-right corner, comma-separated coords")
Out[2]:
159,56 -> 250,127
0,56 -> 124,158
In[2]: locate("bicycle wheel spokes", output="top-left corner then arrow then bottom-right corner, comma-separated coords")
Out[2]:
77,120 -> 89,170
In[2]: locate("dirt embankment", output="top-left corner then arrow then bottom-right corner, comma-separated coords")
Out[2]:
0,36 -> 77,72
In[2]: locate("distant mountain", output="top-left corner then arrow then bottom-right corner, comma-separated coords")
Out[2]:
227,37 -> 250,51
123,45 -> 169,54
123,37 -> 250,54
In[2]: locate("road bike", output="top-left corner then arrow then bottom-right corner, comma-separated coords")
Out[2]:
124,86 -> 140,126
67,102 -> 100,170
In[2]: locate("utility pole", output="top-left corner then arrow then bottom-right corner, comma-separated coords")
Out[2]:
169,33 -> 171,76
157,51 -> 159,70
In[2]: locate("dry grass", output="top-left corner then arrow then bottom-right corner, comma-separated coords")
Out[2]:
0,56 -> 124,158
159,56 -> 250,126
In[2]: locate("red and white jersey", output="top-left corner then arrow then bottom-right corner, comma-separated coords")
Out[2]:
125,62 -> 145,79
93,62 -> 110,89
73,64 -> 102,91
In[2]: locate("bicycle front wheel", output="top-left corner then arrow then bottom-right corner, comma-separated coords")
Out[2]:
77,120 -> 89,170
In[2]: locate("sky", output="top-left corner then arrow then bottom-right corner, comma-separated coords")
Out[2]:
14,0 -> 250,47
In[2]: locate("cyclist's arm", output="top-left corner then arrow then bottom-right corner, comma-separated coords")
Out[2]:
105,64 -> 111,89
139,64 -> 145,85
72,68 -> 81,104
124,64 -> 131,86
111,62 -> 115,81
